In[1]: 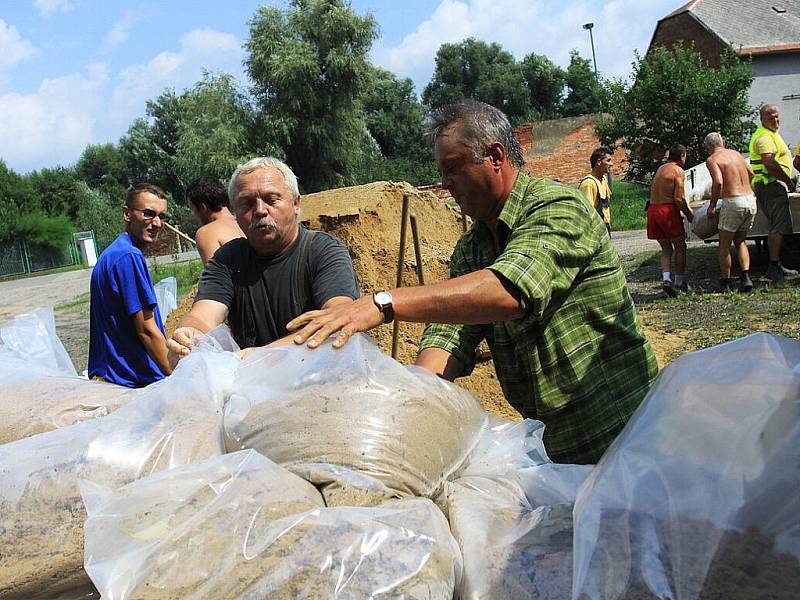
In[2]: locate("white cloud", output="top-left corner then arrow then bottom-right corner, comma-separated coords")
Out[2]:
372,0 -> 671,94
0,19 -> 36,70
0,63 -> 108,171
107,27 -> 245,136
33,0 -> 75,17
104,9 -> 146,51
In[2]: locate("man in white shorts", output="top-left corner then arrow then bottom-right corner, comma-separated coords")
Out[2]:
704,132 -> 756,292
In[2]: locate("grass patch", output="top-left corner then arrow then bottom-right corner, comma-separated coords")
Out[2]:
611,180 -> 648,231
149,259 -> 204,297
625,243 -> 800,363
56,292 -> 90,311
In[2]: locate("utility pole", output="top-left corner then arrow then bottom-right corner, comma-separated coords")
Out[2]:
583,22 -> 598,84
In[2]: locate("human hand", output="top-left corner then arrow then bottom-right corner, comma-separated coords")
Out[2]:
167,326 -> 201,366
286,296 -> 384,350
707,203 -> 716,218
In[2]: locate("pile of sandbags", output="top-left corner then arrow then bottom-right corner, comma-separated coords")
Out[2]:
0,308 -> 138,444
5,303 -> 800,600
0,340 -> 236,598
81,450 -> 462,599
443,419 -> 592,599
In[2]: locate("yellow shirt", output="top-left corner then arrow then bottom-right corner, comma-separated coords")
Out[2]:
579,174 -> 612,224
752,129 -> 792,182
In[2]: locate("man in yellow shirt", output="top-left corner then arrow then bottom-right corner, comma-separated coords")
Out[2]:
749,104 -> 796,283
579,147 -> 613,235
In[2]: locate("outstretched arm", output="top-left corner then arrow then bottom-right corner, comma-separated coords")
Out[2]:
287,269 -> 524,350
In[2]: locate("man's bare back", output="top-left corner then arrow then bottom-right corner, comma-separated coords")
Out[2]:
195,211 -> 245,263
706,148 -> 754,199
650,162 -> 685,205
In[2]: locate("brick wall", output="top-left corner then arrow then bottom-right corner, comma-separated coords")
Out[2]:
650,13 -> 727,67
423,116 -> 630,197
523,123 -> 629,185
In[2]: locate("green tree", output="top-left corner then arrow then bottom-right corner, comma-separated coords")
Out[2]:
75,143 -> 130,193
174,72 -> 261,187
422,38 -> 529,123
74,182 -> 123,243
0,160 -> 38,214
118,89 -> 185,198
26,167 -> 84,221
363,67 -> 427,159
9,212 -> 74,248
245,0 -> 379,192
561,50 -> 602,117
520,52 -> 565,120
596,45 -> 755,180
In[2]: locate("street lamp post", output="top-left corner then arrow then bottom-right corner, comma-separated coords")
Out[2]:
583,22 -> 604,115
582,22 -> 598,83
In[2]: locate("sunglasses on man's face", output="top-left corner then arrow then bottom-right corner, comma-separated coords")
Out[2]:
130,207 -> 171,223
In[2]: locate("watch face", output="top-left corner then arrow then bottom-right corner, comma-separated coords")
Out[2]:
374,291 -> 392,306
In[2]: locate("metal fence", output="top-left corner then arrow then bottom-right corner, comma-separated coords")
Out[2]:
0,238 -> 79,277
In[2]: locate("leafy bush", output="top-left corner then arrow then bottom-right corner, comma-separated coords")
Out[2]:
12,212 -> 75,248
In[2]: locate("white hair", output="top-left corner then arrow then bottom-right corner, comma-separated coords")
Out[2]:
704,132 -> 723,148
228,157 -> 300,205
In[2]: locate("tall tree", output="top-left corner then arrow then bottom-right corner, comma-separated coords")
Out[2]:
520,52 -> 565,120
118,89 -> 185,199
362,67 -> 426,160
75,143 -> 130,191
422,38 -> 529,123
596,45 -> 754,179
174,72 -> 261,186
561,50 -> 603,117
245,0 -> 379,192
26,167 -> 83,221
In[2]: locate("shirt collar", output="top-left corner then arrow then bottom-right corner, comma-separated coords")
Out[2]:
472,171 -> 531,251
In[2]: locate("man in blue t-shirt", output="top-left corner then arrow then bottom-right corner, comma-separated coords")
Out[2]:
88,183 -> 173,387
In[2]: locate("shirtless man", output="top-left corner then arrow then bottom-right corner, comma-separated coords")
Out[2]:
704,132 -> 756,292
186,176 -> 245,264
648,144 -> 694,296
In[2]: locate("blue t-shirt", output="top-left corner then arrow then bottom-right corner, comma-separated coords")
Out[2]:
88,233 -> 167,387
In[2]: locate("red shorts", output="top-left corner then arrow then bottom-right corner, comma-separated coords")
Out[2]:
647,203 -> 685,240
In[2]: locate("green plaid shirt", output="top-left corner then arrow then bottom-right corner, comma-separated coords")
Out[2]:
420,172 -> 657,464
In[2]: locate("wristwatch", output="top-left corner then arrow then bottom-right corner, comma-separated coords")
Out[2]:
373,290 -> 394,323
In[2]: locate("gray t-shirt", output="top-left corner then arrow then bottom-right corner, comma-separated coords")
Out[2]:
196,227 -> 359,348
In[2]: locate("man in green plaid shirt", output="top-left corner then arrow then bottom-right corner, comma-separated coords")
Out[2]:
288,100 -> 658,464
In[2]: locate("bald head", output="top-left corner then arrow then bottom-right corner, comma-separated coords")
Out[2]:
760,104 -> 781,131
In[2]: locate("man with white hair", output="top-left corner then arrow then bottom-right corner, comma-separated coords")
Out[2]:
703,132 -> 756,292
167,157 -> 359,359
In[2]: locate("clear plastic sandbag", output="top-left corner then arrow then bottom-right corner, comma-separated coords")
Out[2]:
81,449 -> 462,599
445,419 -> 592,599
0,307 -> 139,444
572,333 -> 800,600
225,333 -> 488,503
690,203 -> 718,240
154,276 -> 177,320
0,344 -> 237,599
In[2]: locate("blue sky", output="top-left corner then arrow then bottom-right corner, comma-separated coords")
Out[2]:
0,0 -> 676,173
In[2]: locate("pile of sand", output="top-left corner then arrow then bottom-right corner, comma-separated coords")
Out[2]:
303,181 -> 517,420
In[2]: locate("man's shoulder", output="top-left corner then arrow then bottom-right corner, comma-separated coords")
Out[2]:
307,228 -> 348,251
524,175 -> 585,204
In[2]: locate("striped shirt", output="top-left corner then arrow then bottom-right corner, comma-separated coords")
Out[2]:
419,172 -> 658,464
